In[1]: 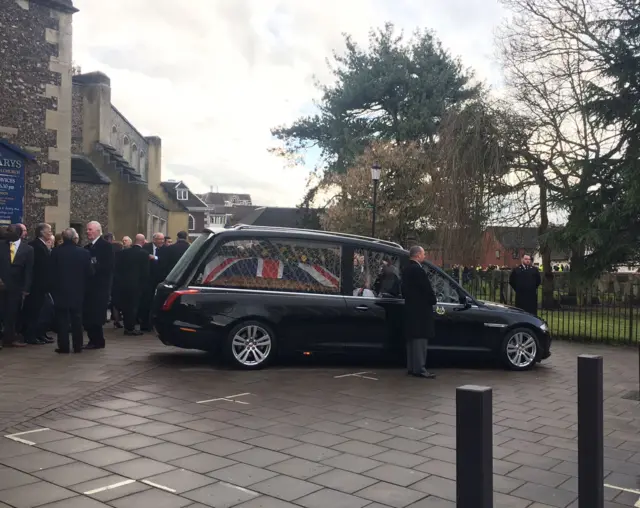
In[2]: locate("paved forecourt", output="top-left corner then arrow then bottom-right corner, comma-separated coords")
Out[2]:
0,332 -> 639,507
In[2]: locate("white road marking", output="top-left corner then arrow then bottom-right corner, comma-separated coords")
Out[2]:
84,479 -> 136,495
219,482 -> 258,496
604,483 -> 640,506
4,428 -> 51,446
6,428 -> 50,437
334,371 -> 378,381
196,392 -> 251,404
5,436 -> 36,446
142,480 -> 177,493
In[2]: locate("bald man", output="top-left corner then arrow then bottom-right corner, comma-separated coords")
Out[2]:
114,234 -> 149,336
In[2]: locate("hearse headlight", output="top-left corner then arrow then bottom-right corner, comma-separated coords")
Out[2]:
539,322 -> 549,332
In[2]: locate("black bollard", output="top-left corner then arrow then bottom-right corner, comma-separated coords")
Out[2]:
577,354 -> 604,508
456,385 -> 493,508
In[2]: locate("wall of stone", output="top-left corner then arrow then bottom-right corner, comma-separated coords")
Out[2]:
71,86 -> 83,154
0,0 -> 76,234
110,106 -> 149,180
70,180 -> 108,240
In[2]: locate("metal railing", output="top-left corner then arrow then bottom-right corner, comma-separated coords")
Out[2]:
452,269 -> 640,344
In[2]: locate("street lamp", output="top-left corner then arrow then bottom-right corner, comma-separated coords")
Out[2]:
370,162 -> 381,238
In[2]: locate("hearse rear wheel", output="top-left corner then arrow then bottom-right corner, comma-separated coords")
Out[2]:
225,320 -> 275,370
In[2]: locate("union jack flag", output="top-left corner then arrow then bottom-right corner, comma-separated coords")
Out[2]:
202,256 -> 339,289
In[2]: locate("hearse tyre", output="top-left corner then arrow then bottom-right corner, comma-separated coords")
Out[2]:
500,326 -> 541,371
225,320 -> 276,370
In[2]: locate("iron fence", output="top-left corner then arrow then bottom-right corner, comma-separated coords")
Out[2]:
449,269 -> 640,344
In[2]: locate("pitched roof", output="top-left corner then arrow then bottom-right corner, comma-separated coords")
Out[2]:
160,181 -> 208,210
490,227 -> 539,249
199,192 -> 252,206
148,191 -> 169,211
237,207 -> 321,229
0,139 -> 36,161
71,155 -> 111,184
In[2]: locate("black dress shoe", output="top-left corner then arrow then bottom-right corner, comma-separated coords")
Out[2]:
83,344 -> 105,350
73,349 -> 82,354
114,322 -> 123,329
411,372 -> 436,379
124,330 -> 143,336
55,348 -> 70,354
25,339 -> 45,345
41,336 -> 55,344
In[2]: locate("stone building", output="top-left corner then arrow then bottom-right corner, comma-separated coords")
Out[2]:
70,71 -> 162,241
0,0 -> 78,234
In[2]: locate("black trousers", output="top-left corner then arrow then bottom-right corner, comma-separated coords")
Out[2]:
138,284 -> 154,329
120,289 -> 140,332
24,291 -> 49,341
84,324 -> 105,347
56,307 -> 84,352
0,290 -> 24,345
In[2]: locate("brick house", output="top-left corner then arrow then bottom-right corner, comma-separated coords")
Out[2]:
423,227 -> 542,268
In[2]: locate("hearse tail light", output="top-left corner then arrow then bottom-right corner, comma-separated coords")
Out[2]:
162,289 -> 200,311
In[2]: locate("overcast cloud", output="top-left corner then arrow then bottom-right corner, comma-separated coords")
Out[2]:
72,0 -> 507,206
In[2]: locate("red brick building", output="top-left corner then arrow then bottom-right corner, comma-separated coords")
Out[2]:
423,227 -> 539,268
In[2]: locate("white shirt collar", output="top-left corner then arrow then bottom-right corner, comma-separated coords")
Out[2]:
13,238 -> 21,249
91,237 -> 99,245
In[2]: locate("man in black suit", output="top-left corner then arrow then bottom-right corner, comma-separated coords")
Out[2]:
23,223 -> 54,345
115,234 -> 149,336
0,225 -> 20,350
158,230 -> 190,281
401,245 -> 437,379
83,221 -> 114,349
139,232 -> 165,331
49,228 -> 92,353
0,224 -> 34,348
509,254 -> 541,316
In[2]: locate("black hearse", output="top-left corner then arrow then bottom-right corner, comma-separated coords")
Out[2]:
152,226 -> 551,370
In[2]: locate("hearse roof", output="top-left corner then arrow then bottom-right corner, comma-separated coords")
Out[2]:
203,225 -> 406,253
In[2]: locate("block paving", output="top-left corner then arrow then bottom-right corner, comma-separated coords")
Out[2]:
0,329 -> 639,507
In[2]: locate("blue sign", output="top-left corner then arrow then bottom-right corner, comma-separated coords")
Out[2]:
0,141 -> 28,226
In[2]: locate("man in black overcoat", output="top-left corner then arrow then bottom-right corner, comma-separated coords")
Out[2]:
158,230 -> 190,281
139,232 -> 165,331
1,224 -> 34,348
509,254 -> 541,316
401,245 -> 437,379
0,225 -> 19,350
24,223 -> 54,344
115,234 -> 149,336
49,228 -> 92,353
83,221 -> 114,349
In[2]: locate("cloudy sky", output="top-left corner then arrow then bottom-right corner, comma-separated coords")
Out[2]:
72,0 -> 507,206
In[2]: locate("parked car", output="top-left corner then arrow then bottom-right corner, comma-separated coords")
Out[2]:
152,226 -> 551,371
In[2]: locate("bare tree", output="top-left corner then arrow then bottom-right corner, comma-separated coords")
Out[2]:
497,0 -> 624,301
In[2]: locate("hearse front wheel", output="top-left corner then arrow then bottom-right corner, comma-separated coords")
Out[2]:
225,320 -> 275,370
500,327 -> 539,371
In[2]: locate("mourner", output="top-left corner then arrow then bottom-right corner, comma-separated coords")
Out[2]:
401,245 -> 437,379
158,230 -> 189,281
140,232 -> 165,331
23,223 -> 54,345
83,221 -> 114,349
509,254 -> 541,316
49,228 -> 92,354
1,224 -> 34,348
114,234 -> 149,336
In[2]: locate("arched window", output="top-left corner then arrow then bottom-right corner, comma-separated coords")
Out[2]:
131,143 -> 139,171
188,214 -> 195,231
123,135 -> 131,162
111,126 -> 118,147
139,151 -> 146,180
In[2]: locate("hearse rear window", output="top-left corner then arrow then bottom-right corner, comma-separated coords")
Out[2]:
191,237 -> 342,294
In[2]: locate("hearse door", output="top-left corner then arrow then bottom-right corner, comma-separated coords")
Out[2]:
342,248 -> 404,357
423,264 -> 469,351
